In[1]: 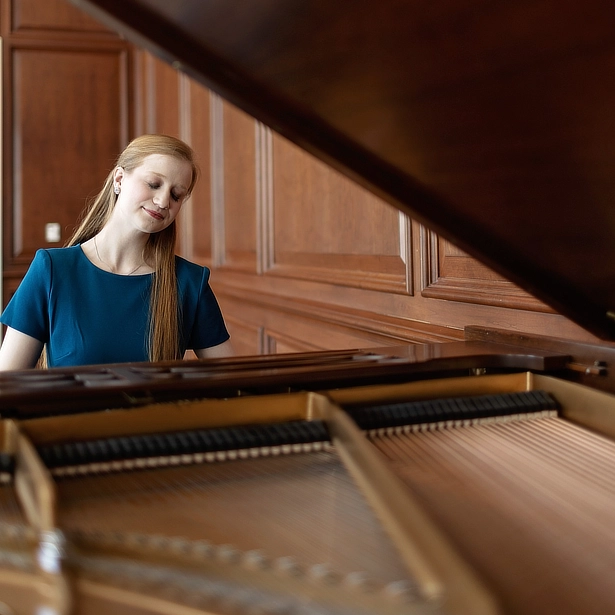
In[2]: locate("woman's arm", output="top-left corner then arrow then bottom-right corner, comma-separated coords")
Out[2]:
194,339 -> 235,359
0,327 -> 44,371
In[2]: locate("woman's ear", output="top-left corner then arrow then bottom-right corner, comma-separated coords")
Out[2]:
113,166 -> 125,184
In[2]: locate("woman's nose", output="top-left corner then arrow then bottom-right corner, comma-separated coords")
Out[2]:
154,192 -> 170,209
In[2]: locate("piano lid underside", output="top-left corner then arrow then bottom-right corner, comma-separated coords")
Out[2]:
70,0 -> 615,340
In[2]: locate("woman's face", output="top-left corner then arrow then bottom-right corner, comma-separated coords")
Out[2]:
113,154 -> 193,234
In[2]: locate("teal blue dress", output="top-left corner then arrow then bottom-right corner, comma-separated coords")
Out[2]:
0,246 -> 229,367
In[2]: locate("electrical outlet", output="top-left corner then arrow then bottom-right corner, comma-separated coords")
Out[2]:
45,222 -> 61,243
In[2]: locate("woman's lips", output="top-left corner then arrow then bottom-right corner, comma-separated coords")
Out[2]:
144,207 -> 164,220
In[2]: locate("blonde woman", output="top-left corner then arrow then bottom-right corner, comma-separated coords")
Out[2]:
0,134 -> 233,370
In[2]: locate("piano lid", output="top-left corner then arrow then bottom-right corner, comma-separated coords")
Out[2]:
71,0 -> 615,340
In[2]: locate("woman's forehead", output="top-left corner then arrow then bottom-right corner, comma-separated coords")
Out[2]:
133,154 -> 193,185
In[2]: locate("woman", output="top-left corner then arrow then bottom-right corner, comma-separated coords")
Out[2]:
0,134 -> 233,370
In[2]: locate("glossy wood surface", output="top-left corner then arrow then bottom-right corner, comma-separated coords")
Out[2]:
0,342 -> 570,417
70,0 -> 615,339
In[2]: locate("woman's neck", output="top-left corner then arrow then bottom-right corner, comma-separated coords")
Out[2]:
84,228 -> 154,275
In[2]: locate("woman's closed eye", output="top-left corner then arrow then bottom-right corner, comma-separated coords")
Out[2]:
148,182 -> 181,202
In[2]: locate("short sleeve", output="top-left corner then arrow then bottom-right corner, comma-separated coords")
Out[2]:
0,250 -> 51,342
186,267 -> 230,350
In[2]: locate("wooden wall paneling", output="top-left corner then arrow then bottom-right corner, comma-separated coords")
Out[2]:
5,42 -> 130,268
223,314 -> 262,357
219,99 -> 257,272
264,329 -> 326,354
131,48 -> 146,136
119,47 -> 599,353
152,54 -> 179,137
419,226 -> 552,312
134,52 -> 179,136
216,284 -> 464,352
179,77 -> 212,265
12,0 -> 108,33
261,308 -> 453,352
188,86 -> 595,351
133,50 -> 206,259
268,133 -> 412,294
1,0 -> 133,309
132,51 -> 180,136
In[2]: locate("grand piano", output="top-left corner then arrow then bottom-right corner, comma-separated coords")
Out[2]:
2,1 -> 615,614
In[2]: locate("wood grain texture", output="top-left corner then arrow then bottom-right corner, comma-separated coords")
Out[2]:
1,0 -> 132,306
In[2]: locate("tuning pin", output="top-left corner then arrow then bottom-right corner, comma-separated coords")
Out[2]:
145,534 -> 169,551
242,549 -> 269,570
216,543 -> 240,563
384,579 -> 416,602
191,539 -> 215,559
343,571 -> 376,592
273,555 -> 303,577
308,563 -> 340,585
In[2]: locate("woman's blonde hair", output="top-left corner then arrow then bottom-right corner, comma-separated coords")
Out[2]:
66,134 -> 200,362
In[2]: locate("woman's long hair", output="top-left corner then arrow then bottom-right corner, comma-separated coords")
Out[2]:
66,134 -> 200,362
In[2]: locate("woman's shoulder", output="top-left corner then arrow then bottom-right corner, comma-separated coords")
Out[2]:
28,246 -> 83,271
175,255 -> 211,282
35,245 -> 83,264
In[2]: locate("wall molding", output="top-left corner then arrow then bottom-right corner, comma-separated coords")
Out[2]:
420,226 -> 552,312
217,283 -> 464,346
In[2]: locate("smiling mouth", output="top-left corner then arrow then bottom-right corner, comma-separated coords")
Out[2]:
144,208 -> 164,221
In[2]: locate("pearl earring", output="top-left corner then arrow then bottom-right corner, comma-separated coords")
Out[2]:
114,185 -> 121,195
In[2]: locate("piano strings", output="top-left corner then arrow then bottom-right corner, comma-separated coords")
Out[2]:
366,412 -> 615,614
4,386 -> 607,614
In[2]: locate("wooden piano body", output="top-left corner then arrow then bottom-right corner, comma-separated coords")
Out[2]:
2,332 -> 615,614
3,0 -> 615,613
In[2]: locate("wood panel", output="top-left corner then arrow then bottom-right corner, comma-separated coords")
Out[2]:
219,100 -> 257,272
134,52 -> 180,137
181,78 -> 212,265
223,315 -> 262,357
131,51 -> 213,262
4,46 -> 129,266
269,133 -> 411,294
10,0 -> 108,33
420,229 -> 551,312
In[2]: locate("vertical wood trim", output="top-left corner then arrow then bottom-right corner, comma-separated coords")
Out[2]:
399,210 -> 413,295
258,326 -> 267,354
178,72 -> 190,142
118,48 -> 129,146
177,71 -> 193,259
145,53 -> 155,133
419,225 -> 439,293
210,91 -> 225,267
132,48 -> 144,137
11,45 -> 23,257
255,121 -> 273,275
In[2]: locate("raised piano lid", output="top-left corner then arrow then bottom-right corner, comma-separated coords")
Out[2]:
71,0 -> 615,340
